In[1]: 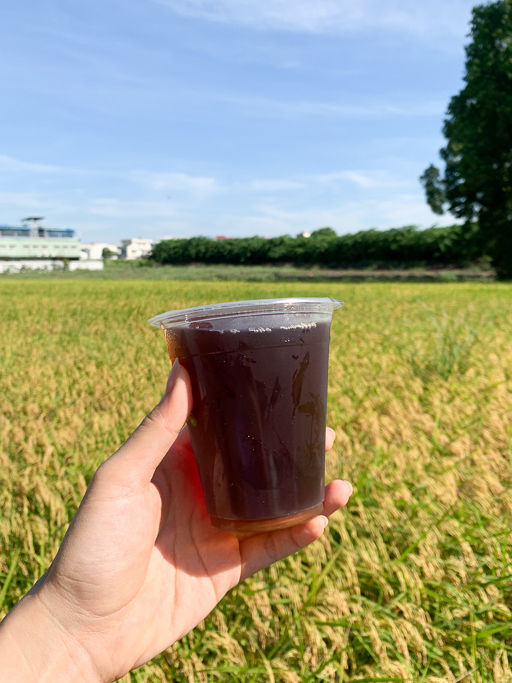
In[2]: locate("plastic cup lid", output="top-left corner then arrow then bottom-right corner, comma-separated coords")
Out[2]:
148,297 -> 343,329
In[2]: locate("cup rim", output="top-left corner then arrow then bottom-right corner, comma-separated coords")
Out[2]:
148,297 -> 343,329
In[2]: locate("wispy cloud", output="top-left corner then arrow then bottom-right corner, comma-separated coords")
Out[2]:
245,179 -> 304,192
132,167 -> 411,196
0,156 -> 65,174
132,170 -> 306,196
131,171 -> 219,197
314,170 -> 413,190
88,198 -> 179,219
0,157 -> 452,240
0,190 -> 76,213
0,156 -> 409,200
250,193 -> 459,235
212,94 -> 447,120
153,0 -> 474,40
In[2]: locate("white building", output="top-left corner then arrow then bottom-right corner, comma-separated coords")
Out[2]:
0,220 -> 81,260
120,238 -> 154,260
80,243 -> 120,260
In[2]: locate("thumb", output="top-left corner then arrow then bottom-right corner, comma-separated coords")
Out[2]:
102,360 -> 193,489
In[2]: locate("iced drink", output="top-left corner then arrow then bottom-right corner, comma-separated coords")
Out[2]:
149,298 -> 342,533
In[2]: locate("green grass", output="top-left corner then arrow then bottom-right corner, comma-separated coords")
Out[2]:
1,280 -> 511,682
0,260 -> 494,282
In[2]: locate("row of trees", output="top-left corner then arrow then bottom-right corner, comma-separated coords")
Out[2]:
151,225 -> 484,269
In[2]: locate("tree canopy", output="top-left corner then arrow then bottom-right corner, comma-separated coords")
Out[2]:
309,227 -> 338,239
421,0 -> 512,278
102,247 -> 116,260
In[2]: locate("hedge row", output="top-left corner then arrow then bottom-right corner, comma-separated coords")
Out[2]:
150,225 -> 483,268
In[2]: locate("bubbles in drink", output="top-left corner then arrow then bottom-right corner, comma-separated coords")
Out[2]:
167,313 -> 332,528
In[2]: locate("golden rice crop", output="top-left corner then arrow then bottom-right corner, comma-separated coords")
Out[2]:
1,280 -> 511,682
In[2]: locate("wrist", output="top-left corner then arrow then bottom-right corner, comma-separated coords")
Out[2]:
0,589 -> 105,683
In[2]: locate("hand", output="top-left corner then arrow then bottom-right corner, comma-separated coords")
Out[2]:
0,361 -> 353,683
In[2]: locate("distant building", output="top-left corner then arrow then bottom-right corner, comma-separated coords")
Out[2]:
81,243 -> 120,260
119,238 -> 154,260
0,217 -> 81,260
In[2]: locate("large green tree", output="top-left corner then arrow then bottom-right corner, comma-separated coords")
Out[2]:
421,0 -> 512,278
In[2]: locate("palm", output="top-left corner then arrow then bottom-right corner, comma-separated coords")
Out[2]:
46,433 -> 242,679
129,434 -> 243,667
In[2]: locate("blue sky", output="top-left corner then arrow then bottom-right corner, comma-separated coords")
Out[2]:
1,0 -> 477,243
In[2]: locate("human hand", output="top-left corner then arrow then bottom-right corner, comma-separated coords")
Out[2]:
0,361 -> 353,682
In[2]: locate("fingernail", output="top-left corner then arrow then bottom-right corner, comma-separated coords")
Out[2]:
327,427 -> 336,441
344,480 -> 354,496
320,515 -> 329,529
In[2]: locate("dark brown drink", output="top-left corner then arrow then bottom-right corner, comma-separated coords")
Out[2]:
164,312 -> 332,532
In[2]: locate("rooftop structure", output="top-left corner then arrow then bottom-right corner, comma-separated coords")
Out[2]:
0,218 -> 81,260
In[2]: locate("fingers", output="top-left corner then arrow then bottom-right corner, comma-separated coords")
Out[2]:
238,478 -> 353,581
239,515 -> 329,581
322,479 -> 353,516
325,427 -> 336,451
101,361 -> 193,489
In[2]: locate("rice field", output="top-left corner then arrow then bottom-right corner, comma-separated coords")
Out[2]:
1,280 -> 511,682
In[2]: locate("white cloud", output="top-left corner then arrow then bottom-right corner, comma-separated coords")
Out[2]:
245,179 -> 305,192
132,170 -> 306,195
366,195 -> 462,229
0,191 -> 75,214
0,156 -> 65,174
153,0 -> 474,39
314,170 -> 413,190
214,94 -> 447,120
251,194 -> 459,236
88,197 -> 180,219
131,171 -> 219,197
0,158 -> 458,241
132,167 -> 411,197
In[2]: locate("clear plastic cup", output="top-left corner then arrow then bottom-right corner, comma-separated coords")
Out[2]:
149,297 -> 343,533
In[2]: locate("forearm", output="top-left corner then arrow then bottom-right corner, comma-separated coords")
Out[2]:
0,592 -> 104,683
